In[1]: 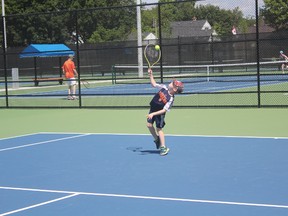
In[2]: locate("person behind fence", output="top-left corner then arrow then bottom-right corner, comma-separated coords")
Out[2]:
62,54 -> 78,100
146,68 -> 184,156
279,51 -> 288,74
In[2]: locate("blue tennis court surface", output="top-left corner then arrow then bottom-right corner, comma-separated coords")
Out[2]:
0,133 -> 288,215
15,73 -> 288,97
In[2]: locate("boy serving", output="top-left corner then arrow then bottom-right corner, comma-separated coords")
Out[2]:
146,68 -> 184,156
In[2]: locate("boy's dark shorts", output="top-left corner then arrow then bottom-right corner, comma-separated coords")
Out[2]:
147,110 -> 166,129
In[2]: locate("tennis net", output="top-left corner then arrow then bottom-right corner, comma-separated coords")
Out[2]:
112,60 -> 288,85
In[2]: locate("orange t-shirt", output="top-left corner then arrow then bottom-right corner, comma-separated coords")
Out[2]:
62,59 -> 76,79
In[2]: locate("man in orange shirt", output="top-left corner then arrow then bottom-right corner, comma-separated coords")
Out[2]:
62,54 -> 78,100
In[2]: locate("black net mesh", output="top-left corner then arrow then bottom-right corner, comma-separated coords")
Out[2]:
1,1 -> 288,108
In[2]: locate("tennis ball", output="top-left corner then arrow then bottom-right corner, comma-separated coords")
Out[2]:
155,45 -> 160,51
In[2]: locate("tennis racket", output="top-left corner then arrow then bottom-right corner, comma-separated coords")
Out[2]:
81,80 -> 90,88
144,44 -> 161,68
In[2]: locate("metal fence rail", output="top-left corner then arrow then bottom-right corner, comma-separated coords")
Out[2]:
1,1 -> 288,108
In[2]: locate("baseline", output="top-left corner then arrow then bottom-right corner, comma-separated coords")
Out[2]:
0,134 -> 90,152
40,132 -> 288,140
0,186 -> 287,210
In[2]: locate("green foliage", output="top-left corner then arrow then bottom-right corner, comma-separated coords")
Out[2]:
142,1 -> 197,36
143,2 -> 246,36
2,0 -> 136,46
261,0 -> 288,30
1,0 -> 270,47
141,8 -> 158,34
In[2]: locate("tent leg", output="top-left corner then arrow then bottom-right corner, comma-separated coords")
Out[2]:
34,57 -> 38,86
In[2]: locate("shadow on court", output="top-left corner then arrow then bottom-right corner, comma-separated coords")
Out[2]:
126,146 -> 160,155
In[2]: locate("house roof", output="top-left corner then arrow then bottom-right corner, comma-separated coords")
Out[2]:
20,44 -> 74,58
247,23 -> 275,34
144,32 -> 158,40
127,32 -> 158,41
170,20 -> 213,38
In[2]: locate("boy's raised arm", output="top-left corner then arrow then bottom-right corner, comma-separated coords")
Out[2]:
148,68 -> 157,87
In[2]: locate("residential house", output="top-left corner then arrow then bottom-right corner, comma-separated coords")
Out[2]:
170,19 -> 217,40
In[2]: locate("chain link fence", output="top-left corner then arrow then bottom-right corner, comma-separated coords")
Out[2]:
1,1 -> 288,108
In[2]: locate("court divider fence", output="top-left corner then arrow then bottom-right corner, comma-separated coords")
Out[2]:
1,1 -> 288,108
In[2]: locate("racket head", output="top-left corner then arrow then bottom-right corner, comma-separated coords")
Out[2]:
144,44 -> 161,68
81,80 -> 90,88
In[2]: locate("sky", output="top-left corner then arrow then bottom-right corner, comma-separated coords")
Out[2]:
143,0 -> 265,17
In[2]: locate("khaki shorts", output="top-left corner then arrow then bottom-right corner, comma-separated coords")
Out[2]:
67,78 -> 77,86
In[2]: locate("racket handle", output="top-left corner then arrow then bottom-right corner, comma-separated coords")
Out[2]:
148,68 -> 153,75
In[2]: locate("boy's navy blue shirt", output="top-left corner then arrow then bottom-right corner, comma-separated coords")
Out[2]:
150,84 -> 174,112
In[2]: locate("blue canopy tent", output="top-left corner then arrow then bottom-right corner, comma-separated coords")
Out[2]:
19,44 -> 75,86
20,44 -> 74,58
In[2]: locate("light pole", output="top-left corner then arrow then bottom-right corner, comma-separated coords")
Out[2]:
1,0 -> 7,49
137,0 -> 143,77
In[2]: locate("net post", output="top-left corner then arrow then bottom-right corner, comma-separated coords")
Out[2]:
207,66 -> 210,82
111,65 -> 115,85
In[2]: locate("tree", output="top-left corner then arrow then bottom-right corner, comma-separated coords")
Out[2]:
86,4 -> 136,43
138,1 -> 197,37
142,1 -> 246,37
192,5 -> 244,36
261,0 -> 288,31
1,0 -> 136,46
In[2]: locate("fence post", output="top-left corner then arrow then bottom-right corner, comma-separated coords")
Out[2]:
255,0 -> 261,108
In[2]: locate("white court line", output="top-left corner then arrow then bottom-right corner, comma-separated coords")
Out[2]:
0,193 -> 79,216
0,186 -> 288,210
0,134 -> 90,152
40,132 -> 288,140
0,133 -> 41,141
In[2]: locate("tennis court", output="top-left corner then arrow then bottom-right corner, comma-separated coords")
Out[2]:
0,132 -> 288,216
1,1 -> 287,214
2,60 -> 288,108
0,108 -> 288,216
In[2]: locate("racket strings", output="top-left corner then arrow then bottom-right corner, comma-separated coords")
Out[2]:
144,45 -> 161,67
146,49 -> 160,63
